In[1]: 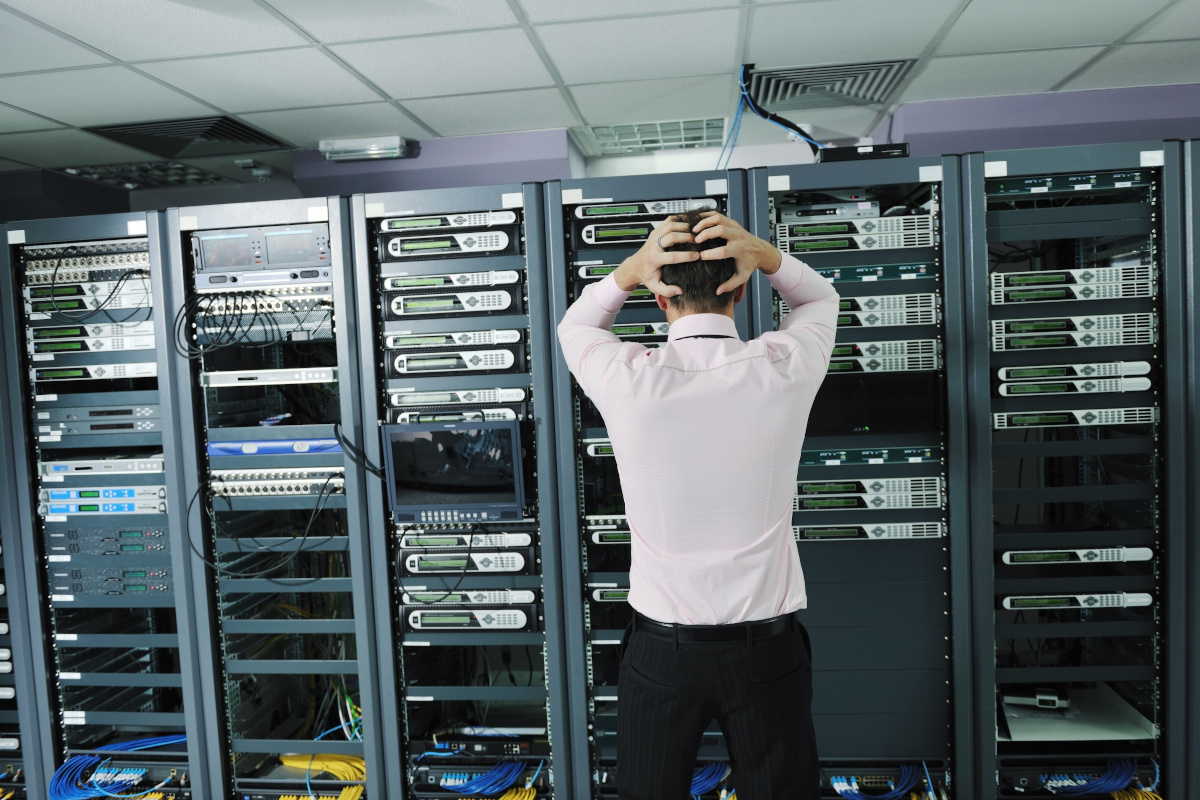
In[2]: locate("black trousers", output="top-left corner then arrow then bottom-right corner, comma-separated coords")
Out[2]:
616,613 -> 820,800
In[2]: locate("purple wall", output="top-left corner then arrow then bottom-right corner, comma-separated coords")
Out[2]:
292,129 -> 580,196
877,83 -> 1200,156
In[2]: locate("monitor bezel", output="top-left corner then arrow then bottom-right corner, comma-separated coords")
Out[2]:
380,419 -> 525,523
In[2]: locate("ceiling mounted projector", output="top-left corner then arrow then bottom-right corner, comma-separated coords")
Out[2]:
318,135 -> 420,162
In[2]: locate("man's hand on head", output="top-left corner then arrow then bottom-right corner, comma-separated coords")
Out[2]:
613,218 -> 700,296
692,211 -> 784,296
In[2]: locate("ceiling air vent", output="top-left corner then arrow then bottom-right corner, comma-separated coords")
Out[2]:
86,116 -> 285,159
747,60 -> 915,111
590,118 -> 725,155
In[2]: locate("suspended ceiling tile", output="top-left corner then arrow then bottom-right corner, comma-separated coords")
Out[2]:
521,0 -> 733,22
1062,41 -> 1200,91
570,76 -> 736,126
403,88 -> 575,137
0,129 -> 161,167
331,28 -> 554,99
0,156 -> 32,171
138,49 -> 378,113
0,104 -> 65,134
0,67 -> 215,127
899,48 -> 1105,103
270,0 -> 517,40
2,0 -> 308,60
1130,0 -> 1200,41
0,8 -> 110,74
537,9 -> 740,84
937,0 -> 1171,54
747,0 -> 962,68
239,102 -> 427,148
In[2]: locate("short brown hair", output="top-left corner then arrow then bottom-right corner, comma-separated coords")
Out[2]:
659,208 -> 736,314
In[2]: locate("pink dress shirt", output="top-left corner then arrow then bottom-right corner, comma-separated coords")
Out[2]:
557,254 -> 840,624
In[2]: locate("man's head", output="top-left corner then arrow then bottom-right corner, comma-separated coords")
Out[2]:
659,208 -> 740,315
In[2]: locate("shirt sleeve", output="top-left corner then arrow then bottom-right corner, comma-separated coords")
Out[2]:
556,273 -> 646,404
761,253 -> 840,372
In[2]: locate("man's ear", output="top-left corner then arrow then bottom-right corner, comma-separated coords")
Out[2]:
733,284 -> 747,304
655,294 -> 670,312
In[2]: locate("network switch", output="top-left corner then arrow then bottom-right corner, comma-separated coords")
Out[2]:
381,210 -> 518,232
382,270 -> 521,290
385,289 -> 516,319
993,406 -> 1159,429
403,551 -> 528,574
794,523 -> 945,540
209,467 -> 346,497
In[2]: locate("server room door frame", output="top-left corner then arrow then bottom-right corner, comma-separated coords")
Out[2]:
746,157 -> 972,793
164,198 -> 384,797
961,141 -> 1189,799
0,211 -> 214,798
545,170 -> 751,800
348,183 -> 570,798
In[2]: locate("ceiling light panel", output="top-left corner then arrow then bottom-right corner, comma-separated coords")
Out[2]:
899,48 -> 1105,103
1063,41 -> 1200,91
331,28 -> 555,99
239,103 -> 427,148
590,118 -> 725,154
536,9 -> 741,84
402,88 -> 576,137
0,0 -> 307,60
0,129 -> 160,168
137,50 -> 379,113
747,0 -> 962,68
520,0 -> 732,23
0,7 -> 108,74
0,67 -> 212,127
268,0 -> 518,41
937,0 -> 1171,55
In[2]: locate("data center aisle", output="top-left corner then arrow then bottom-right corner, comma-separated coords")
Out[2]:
348,184 -> 569,799
962,142 -> 1188,799
165,199 -> 382,799
745,159 -> 972,798
0,213 -> 211,798
544,171 -> 753,800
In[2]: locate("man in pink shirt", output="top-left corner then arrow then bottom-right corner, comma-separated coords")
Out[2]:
558,209 -> 839,799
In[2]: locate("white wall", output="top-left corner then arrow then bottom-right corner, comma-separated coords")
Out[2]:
584,140 -> 821,178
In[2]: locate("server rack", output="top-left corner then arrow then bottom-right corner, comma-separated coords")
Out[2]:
745,157 -> 970,797
0,212 -> 210,798
348,184 -> 567,799
544,171 -> 750,799
0,304 -> 39,799
164,199 -> 383,799
1184,139 -> 1200,800
961,142 -> 1188,799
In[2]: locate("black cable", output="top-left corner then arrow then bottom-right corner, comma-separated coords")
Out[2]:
394,522 -> 483,605
739,64 -> 821,158
333,421 -> 385,479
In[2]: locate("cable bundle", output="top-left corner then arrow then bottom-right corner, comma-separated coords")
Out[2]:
1042,758 -> 1160,797
279,755 -> 366,782
278,788 -> 363,800
47,735 -> 186,800
440,761 -> 530,796
832,764 -> 922,800
691,762 -> 731,796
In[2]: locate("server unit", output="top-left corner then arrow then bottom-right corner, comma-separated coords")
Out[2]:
349,185 -> 567,799
546,172 -> 749,800
746,159 -> 969,796
165,200 -> 381,799
0,213 -> 204,798
962,143 -> 1187,799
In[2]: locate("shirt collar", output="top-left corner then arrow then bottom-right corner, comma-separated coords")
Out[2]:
666,313 -> 740,342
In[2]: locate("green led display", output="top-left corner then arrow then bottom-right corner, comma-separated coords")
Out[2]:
78,491 -> 100,498
409,537 -> 459,547
30,287 -> 80,297
1012,596 -> 1071,607
33,327 -> 83,338
33,300 -> 85,310
404,298 -> 456,309
1009,383 -> 1069,394
410,357 -> 461,369
402,240 -> 454,250
831,346 -> 856,356
124,585 -> 148,592
1010,289 -> 1068,300
828,362 -> 856,371
800,483 -> 856,493
1011,336 -> 1069,348
120,544 -> 144,552
420,558 -> 469,569
395,335 -> 452,346
1011,552 -> 1073,563
386,218 -> 444,229
794,224 -> 850,234
1009,367 -> 1069,378
79,504 -> 100,512
119,531 -> 144,537
802,498 -> 858,508
599,533 -> 632,543
1010,273 -> 1067,285
36,341 -> 83,351
1011,414 -> 1070,425
427,614 -> 473,624
123,571 -> 147,578
600,590 -> 629,600
39,369 -> 86,378
393,277 -> 447,287
794,239 -> 849,250
586,205 -> 640,215
1011,321 -> 1068,332
596,228 -> 650,238
837,316 -> 853,325
802,528 -> 859,538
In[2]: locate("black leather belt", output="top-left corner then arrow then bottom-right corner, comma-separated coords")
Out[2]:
633,611 -> 793,643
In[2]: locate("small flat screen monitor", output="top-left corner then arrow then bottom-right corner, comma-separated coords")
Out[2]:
381,420 -> 525,524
